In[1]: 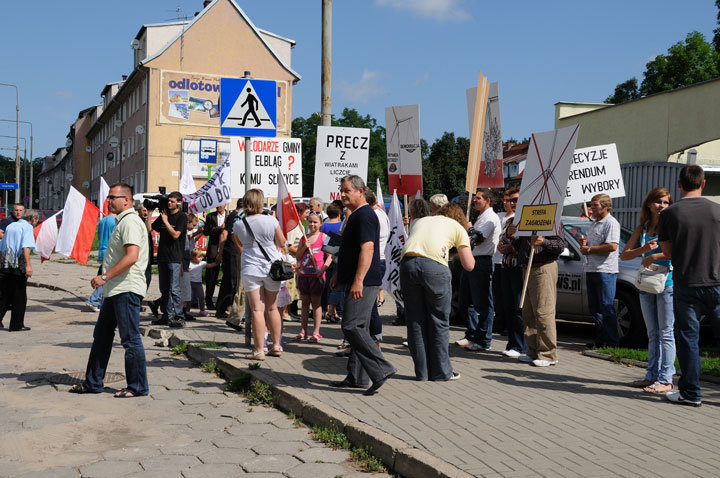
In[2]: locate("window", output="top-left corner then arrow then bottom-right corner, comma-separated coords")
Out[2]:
142,78 -> 147,104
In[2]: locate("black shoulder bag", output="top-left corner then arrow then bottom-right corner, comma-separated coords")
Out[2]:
242,217 -> 294,281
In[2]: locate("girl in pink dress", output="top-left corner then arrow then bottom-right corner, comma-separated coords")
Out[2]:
295,213 -> 332,342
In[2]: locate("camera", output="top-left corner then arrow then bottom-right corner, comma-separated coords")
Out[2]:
467,227 -> 485,248
143,187 -> 188,213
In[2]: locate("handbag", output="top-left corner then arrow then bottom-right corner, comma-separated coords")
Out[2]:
242,217 -> 294,281
634,231 -> 670,294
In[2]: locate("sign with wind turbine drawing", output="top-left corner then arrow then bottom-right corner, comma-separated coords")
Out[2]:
385,104 -> 422,195
514,124 -> 580,237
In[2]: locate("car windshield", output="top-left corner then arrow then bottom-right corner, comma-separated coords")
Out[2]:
563,221 -> 632,247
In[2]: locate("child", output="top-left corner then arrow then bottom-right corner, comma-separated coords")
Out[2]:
188,248 -> 218,317
295,212 -> 333,342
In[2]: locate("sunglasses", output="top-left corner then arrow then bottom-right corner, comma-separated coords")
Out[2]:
106,195 -> 128,200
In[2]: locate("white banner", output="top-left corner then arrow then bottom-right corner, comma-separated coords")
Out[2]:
385,105 -> 422,195
514,125 -> 580,237
382,191 -> 407,305
313,126 -> 370,202
182,139 -> 231,178
229,137 -> 302,198
184,157 -> 232,214
564,143 -> 625,205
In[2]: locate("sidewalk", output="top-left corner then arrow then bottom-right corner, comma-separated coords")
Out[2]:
30,256 -> 720,477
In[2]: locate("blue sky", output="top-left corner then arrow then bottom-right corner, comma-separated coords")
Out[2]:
0,0 -> 717,160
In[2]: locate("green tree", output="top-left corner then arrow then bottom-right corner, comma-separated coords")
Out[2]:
422,132 -> 469,199
714,0 -> 720,52
606,31 -> 720,104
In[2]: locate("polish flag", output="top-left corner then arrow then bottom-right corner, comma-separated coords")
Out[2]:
376,178 -> 385,211
56,187 -> 100,265
276,168 -> 301,236
33,210 -> 63,263
98,177 -> 110,217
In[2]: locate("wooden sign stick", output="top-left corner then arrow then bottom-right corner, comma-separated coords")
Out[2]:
518,233 -> 537,309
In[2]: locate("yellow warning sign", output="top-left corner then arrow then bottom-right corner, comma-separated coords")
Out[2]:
518,204 -> 557,232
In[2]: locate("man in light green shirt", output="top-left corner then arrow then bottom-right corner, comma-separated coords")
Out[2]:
70,183 -> 150,398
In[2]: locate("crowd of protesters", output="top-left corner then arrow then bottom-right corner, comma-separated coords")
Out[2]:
0,163 -> 707,404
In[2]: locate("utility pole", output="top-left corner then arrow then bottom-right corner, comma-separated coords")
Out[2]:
0,119 -> 32,206
0,83 -> 19,202
321,0 -> 332,126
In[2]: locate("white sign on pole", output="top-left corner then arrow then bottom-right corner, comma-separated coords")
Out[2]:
514,124 -> 580,236
229,137 -> 302,198
385,105 -> 422,195
382,191 -> 407,305
564,143 -> 625,205
184,157 -> 232,214
466,82 -> 503,188
313,126 -> 370,202
182,139 -> 231,178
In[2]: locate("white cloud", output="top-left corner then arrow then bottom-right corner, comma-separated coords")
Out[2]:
375,0 -> 471,22
54,90 -> 73,100
335,69 -> 386,104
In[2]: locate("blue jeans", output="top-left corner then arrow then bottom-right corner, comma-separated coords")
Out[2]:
158,262 -> 183,319
400,257 -> 454,381
638,288 -> 676,384
88,285 -> 103,307
586,272 -> 619,346
500,266 -> 527,353
674,285 -> 720,401
83,292 -> 149,395
459,257 -> 494,347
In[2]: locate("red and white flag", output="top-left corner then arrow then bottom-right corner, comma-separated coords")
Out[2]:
33,209 -> 62,262
98,177 -> 110,217
56,187 -> 100,265
276,168 -> 301,236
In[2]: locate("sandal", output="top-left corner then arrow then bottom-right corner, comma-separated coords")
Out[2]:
114,389 -> 144,398
295,330 -> 307,340
627,379 -> 654,388
326,314 -> 341,323
245,352 -> 266,361
643,382 -> 673,394
308,333 -> 323,343
267,347 -> 283,357
69,383 -> 101,394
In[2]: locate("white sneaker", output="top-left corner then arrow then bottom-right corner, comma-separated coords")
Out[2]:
532,359 -> 558,367
502,349 -> 521,358
665,391 -> 701,407
449,371 -> 461,380
518,354 -> 534,363
402,340 -> 409,347
85,301 -> 100,313
455,338 -> 470,347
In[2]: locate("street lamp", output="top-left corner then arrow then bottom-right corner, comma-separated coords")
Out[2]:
0,135 -> 27,196
0,119 -> 33,206
0,83 -> 19,202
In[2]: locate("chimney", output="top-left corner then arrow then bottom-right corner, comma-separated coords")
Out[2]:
122,75 -> 128,81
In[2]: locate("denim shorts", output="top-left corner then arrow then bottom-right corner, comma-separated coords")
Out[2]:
241,274 -> 282,292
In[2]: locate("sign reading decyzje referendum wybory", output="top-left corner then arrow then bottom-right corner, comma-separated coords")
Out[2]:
313,126 -> 370,202
514,124 -> 580,236
563,143 -> 625,205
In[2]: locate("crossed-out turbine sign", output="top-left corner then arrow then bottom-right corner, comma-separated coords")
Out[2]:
220,78 -> 277,137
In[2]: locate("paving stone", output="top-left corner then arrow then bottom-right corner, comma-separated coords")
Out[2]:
284,462 -> 349,478
78,460 -> 143,477
212,435 -> 257,449
124,472 -> 183,478
197,447 -> 256,464
140,454 -> 201,472
261,427 -> 316,442
241,455 -> 302,473
15,468 -> 80,478
102,447 -> 161,461
21,416 -> 75,429
251,441 -> 307,455
181,463 -> 245,478
295,447 -> 350,464
234,409 -> 282,424
159,439 -> 218,456
186,417 -> 237,431
225,423 -> 277,436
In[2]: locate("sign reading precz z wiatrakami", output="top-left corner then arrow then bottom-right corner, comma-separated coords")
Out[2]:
563,143 -> 625,205
313,126 -> 370,202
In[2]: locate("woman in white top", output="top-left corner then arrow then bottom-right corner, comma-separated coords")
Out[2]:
232,189 -> 286,360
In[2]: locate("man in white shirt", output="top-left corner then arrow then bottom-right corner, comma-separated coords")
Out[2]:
580,194 -> 620,347
456,188 -> 501,351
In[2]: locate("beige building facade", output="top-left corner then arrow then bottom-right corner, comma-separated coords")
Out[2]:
86,0 -> 299,204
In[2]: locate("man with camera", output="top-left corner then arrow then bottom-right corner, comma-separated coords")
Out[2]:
145,191 -> 187,328
455,188 -> 501,352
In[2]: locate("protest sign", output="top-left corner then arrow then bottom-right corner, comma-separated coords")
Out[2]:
465,72 -> 490,195
382,190 -> 407,305
466,82 -> 503,188
313,126 -> 370,202
514,124 -> 580,236
385,104 -> 422,195
229,137 -> 302,198
182,139 -> 231,178
564,143 -> 625,205
184,156 -> 232,214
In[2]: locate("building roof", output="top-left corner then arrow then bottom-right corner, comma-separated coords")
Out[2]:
139,0 -> 300,82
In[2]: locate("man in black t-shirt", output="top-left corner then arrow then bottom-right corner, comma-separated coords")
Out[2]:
147,191 -> 187,328
330,175 -> 396,396
658,165 -> 720,407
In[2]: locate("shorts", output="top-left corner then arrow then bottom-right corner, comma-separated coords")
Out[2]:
297,275 -> 324,297
241,274 -> 282,293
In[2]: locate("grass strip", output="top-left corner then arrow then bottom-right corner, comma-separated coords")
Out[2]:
593,346 -> 720,376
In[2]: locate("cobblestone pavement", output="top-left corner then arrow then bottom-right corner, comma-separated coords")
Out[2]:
0,286 -> 388,478
19,255 -> 720,477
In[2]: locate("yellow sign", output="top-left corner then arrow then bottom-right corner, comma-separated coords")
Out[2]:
518,204 -> 557,232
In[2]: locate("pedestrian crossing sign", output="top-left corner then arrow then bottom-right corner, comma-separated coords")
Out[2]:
220,78 -> 277,137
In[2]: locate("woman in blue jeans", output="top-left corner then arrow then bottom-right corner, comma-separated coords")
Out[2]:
621,187 -> 675,394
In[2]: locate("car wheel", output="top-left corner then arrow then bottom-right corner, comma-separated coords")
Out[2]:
616,287 -> 646,347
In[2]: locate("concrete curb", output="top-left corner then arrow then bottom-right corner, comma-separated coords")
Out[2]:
162,329 -> 473,478
581,350 -> 720,385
